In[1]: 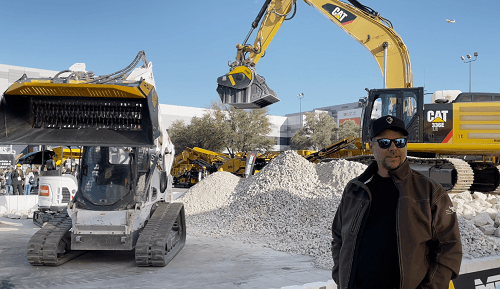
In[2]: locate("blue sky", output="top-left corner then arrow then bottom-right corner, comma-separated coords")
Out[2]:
1,0 -> 499,116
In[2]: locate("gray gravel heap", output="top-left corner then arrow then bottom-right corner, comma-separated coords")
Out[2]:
178,151 -> 500,270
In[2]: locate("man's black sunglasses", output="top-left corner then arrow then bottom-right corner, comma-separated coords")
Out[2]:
372,138 -> 407,149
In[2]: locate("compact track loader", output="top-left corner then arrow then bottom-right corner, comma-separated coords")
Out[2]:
0,51 -> 185,266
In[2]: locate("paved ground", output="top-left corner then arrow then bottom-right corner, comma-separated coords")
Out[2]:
0,217 -> 332,289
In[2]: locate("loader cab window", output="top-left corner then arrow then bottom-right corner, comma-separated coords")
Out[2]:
109,147 -> 131,165
80,146 -> 132,206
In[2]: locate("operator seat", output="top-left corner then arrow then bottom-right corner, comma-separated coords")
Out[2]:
42,159 -> 60,176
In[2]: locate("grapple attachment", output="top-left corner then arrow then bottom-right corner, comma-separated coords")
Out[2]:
0,51 -> 160,146
216,66 -> 279,109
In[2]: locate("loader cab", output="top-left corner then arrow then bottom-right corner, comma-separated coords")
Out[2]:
361,87 -> 424,148
75,146 -> 151,211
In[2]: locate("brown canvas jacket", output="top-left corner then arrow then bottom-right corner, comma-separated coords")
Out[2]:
331,158 -> 462,289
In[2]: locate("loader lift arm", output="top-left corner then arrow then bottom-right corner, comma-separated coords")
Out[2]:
217,0 -> 412,109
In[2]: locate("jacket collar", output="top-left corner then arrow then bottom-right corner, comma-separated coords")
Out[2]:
357,157 -> 411,183
388,157 -> 411,182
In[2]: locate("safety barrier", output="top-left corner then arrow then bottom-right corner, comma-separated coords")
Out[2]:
0,195 -> 38,214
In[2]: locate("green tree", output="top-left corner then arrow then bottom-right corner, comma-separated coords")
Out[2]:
338,119 -> 360,139
290,111 -> 338,150
210,102 -> 274,156
338,119 -> 361,149
168,102 -> 274,156
168,114 -> 228,153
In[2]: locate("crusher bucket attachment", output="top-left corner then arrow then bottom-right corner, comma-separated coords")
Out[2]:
0,51 -> 160,147
216,66 -> 279,109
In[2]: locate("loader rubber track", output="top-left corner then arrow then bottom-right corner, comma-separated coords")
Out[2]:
32,210 -> 57,228
135,202 -> 186,267
27,210 -> 86,266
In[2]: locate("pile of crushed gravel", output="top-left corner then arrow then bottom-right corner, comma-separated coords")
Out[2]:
177,150 -> 500,270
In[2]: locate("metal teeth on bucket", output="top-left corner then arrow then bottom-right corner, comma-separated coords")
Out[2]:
32,98 -> 143,130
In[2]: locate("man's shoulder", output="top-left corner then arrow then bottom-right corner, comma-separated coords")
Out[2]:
408,168 -> 445,198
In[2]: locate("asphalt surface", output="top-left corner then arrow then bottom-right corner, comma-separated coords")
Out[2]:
0,216 -> 332,289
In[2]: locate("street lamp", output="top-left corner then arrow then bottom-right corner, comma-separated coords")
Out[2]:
460,52 -> 478,92
297,93 -> 304,127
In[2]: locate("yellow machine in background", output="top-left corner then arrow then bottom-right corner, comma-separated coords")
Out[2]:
172,147 -> 230,187
217,0 -> 500,194
51,146 -> 82,168
171,147 -> 280,187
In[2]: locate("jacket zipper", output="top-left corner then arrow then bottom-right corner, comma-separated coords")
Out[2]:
346,200 -> 367,289
350,201 -> 365,233
392,178 -> 403,289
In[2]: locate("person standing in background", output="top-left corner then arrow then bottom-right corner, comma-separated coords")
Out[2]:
24,169 -> 34,195
4,167 -> 13,195
11,164 -> 24,195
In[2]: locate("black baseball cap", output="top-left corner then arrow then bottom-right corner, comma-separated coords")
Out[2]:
371,115 -> 409,138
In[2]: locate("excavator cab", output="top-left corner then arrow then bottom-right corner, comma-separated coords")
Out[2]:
361,87 -> 424,146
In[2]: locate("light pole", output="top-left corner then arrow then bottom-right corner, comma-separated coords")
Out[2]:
460,52 -> 478,92
297,93 -> 304,127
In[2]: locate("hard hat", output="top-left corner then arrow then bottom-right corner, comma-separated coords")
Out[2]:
16,164 -> 21,167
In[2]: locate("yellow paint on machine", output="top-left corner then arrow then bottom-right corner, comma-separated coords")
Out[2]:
228,74 -> 236,86
452,102 -> 500,145
139,80 -> 153,97
228,66 -> 253,80
4,82 -> 147,99
408,143 -> 500,156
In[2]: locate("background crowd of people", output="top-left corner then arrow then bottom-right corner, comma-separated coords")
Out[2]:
0,164 -> 39,195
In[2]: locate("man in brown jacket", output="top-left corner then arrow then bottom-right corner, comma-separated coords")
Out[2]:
331,115 -> 462,289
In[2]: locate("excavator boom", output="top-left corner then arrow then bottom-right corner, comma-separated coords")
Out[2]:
217,0 -> 412,109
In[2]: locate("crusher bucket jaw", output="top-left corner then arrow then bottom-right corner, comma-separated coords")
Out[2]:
0,51 -> 160,147
216,65 -> 279,109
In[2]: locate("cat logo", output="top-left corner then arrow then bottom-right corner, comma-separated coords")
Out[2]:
322,4 -> 357,25
474,273 -> 500,289
427,110 -> 448,131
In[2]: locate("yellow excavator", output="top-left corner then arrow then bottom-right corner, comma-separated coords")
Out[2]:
216,0 -> 500,194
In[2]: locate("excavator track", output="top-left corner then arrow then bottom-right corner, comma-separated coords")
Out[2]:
442,158 -> 474,194
339,155 -> 474,193
135,202 -> 186,267
27,210 -> 86,266
488,165 -> 500,195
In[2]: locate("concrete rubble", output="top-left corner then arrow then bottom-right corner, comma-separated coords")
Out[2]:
1,209 -> 34,220
178,150 -> 500,270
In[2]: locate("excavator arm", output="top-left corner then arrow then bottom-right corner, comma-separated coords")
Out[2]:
217,0 -> 412,109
